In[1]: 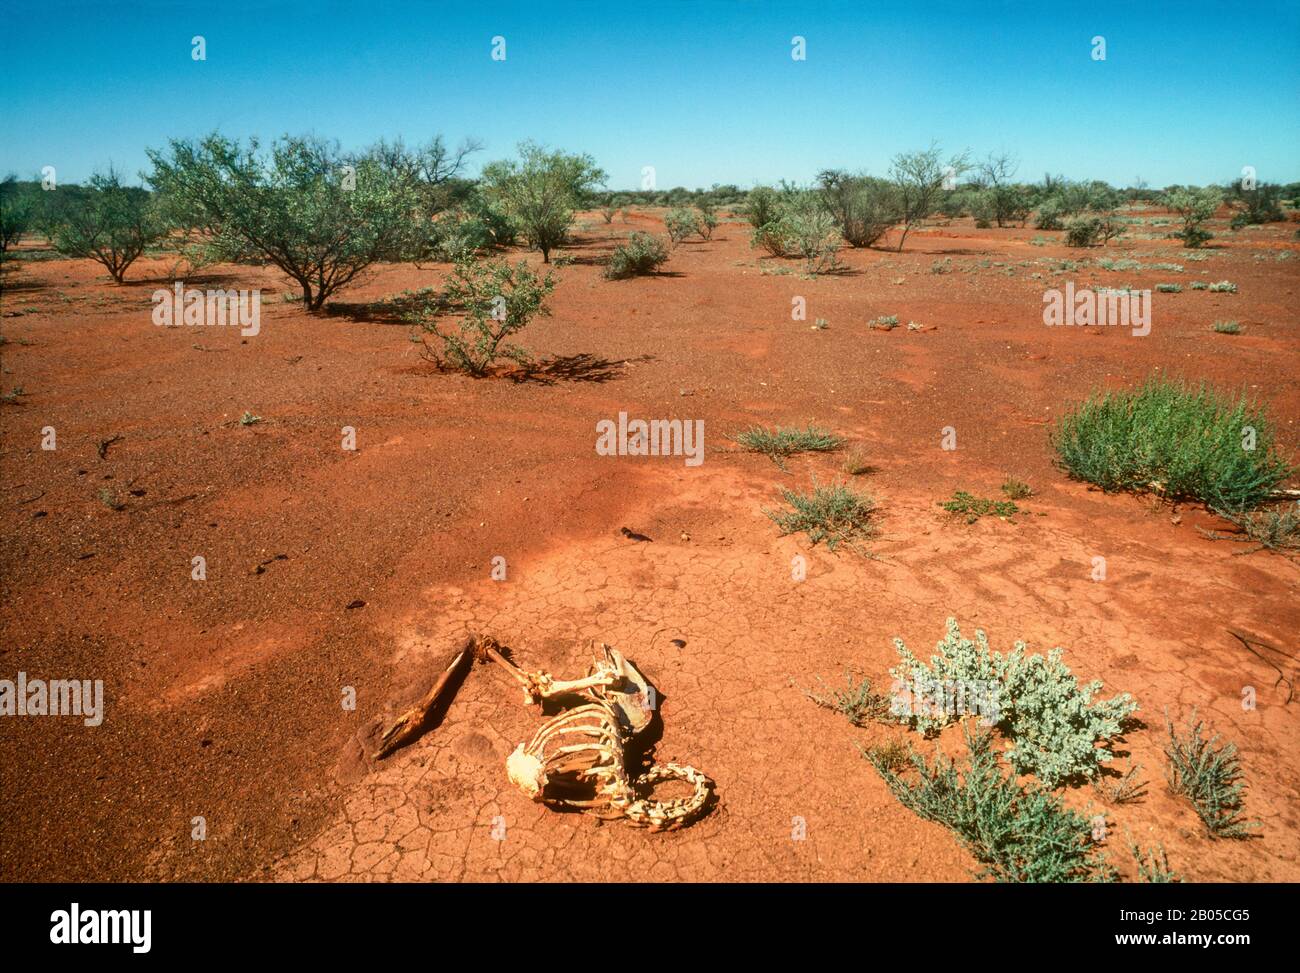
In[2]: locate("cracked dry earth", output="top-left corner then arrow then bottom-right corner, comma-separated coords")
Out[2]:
3,211 -> 1298,884
274,462 -> 1300,883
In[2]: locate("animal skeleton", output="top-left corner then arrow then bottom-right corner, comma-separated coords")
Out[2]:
375,636 -> 714,831
483,637 -> 713,830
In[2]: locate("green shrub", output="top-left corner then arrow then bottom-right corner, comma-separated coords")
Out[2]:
417,256 -> 555,375
664,207 -> 701,245
1156,283 -> 1182,293
742,185 -> 780,229
1051,373 -> 1293,512
1228,182 -> 1285,226
1165,713 -> 1259,839
817,170 -> 900,248
1065,213 -> 1122,247
865,726 -> 1115,882
750,218 -> 792,257
888,145 -> 971,251
464,192 -> 519,247
1208,280 -> 1237,293
969,190 -> 996,228
1064,216 -> 1098,247
695,205 -> 718,240
603,232 -> 669,279
869,314 -> 900,330
1212,320 -> 1242,334
777,193 -> 843,274
765,479 -> 875,551
1164,186 -> 1220,248
1034,199 -> 1065,230
890,618 -> 1137,787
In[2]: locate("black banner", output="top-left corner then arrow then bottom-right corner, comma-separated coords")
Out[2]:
0,882 -> 1285,958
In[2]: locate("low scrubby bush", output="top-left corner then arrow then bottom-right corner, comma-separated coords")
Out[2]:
1064,213 -> 1122,247
664,207 -> 701,245
1051,373 -> 1293,512
865,726 -> 1116,882
417,256 -> 555,375
889,618 -> 1136,787
816,170 -> 899,247
603,232 -> 669,279
1164,186 -> 1220,249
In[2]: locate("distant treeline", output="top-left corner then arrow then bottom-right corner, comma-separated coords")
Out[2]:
2,136 -> 1296,303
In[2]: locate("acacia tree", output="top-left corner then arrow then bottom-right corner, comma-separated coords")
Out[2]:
146,133 -> 474,311
888,144 -> 970,251
974,153 -> 1031,227
0,176 -> 37,254
479,141 -> 605,263
48,168 -> 167,282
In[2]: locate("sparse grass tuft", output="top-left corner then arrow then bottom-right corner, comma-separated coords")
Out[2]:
1208,280 -> 1237,293
1156,283 -> 1182,293
802,671 -> 891,726
940,490 -> 1019,523
735,424 -> 845,469
765,479 -> 875,551
869,314 -> 900,331
1051,373 -> 1293,513
1164,712 -> 1259,839
1000,478 -> 1032,500
1129,838 -> 1180,882
1200,503 -> 1300,555
864,738 -> 912,774
843,448 -> 873,476
1092,763 -> 1148,805
1212,320 -> 1242,335
239,411 -> 263,426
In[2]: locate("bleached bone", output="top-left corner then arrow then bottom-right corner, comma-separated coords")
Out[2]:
506,699 -> 712,831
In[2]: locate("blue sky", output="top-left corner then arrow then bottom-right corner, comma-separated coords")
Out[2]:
3,0 -> 1297,189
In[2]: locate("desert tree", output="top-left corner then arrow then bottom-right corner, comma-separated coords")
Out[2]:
47,168 -> 167,282
974,153 -> 1031,227
0,176 -> 38,255
888,144 -> 970,251
478,141 -> 605,263
146,133 -> 474,311
1163,186 -> 1222,248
